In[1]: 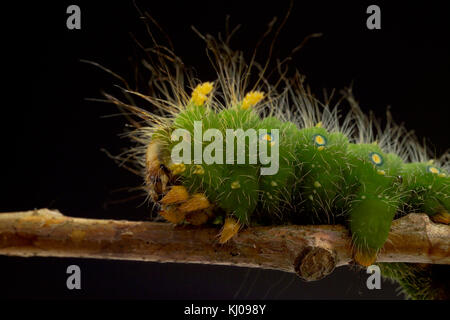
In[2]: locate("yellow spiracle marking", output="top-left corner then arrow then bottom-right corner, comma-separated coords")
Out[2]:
191,82 -> 213,106
427,166 -> 440,175
241,91 -> 264,110
369,152 -> 384,166
260,133 -> 276,146
231,181 -> 241,189
312,134 -> 327,149
315,135 -> 325,145
169,163 -> 186,175
193,165 -> 205,175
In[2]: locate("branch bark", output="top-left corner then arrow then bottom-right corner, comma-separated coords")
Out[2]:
0,209 -> 449,281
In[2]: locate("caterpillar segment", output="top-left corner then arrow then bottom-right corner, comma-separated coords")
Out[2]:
345,144 -> 404,266
432,210 -> 450,225
401,161 -> 450,225
256,117 -> 298,220
292,125 -> 350,225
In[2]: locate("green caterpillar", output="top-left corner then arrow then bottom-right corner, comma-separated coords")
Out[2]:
108,36 -> 449,299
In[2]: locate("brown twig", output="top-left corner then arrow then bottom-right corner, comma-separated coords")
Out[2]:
0,209 -> 448,281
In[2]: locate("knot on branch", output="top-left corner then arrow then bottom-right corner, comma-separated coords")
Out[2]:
294,246 -> 336,281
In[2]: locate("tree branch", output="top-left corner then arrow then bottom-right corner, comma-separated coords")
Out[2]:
0,209 -> 448,281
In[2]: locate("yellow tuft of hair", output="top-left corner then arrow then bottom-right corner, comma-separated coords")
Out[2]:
159,208 -> 186,224
354,249 -> 377,267
192,165 -> 205,175
186,211 -> 210,226
169,163 -> 186,175
191,82 -> 214,106
178,193 -> 211,213
231,181 -> 241,189
160,185 -> 189,205
219,217 -> 241,243
241,91 -> 264,110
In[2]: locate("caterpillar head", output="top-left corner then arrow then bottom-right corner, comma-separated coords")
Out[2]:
141,83 -> 218,226
145,139 -> 174,202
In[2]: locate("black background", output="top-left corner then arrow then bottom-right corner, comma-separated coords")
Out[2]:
1,0 -> 449,300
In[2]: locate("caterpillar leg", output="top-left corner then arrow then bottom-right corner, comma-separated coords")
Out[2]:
420,199 -> 450,225
354,248 -> 378,267
178,193 -> 213,225
159,207 -> 186,224
430,210 -> 450,224
160,185 -> 189,204
218,217 -> 241,244
159,187 -> 213,226
185,209 -> 212,226
345,145 -> 403,266
159,187 -> 242,241
350,195 -> 397,267
178,193 -> 211,213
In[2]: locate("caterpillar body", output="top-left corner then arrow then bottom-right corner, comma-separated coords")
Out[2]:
106,33 -> 449,299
